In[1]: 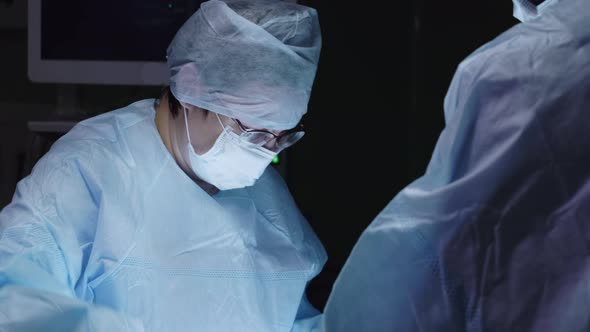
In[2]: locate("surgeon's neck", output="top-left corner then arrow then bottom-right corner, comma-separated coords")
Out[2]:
155,94 -> 220,196
155,94 -> 174,156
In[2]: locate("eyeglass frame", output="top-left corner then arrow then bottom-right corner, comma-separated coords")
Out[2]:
233,118 -> 304,138
230,118 -> 305,150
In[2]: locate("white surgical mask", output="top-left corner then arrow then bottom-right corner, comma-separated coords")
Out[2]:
183,108 -> 277,190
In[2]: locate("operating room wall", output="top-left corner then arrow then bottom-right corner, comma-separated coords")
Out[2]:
0,0 -> 519,311
295,0 -> 519,309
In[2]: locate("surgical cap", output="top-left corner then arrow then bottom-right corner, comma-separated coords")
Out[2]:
167,0 -> 321,130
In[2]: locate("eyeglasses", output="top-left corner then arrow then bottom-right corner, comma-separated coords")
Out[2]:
232,118 -> 305,151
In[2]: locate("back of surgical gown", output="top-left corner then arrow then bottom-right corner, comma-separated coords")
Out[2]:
322,0 -> 590,331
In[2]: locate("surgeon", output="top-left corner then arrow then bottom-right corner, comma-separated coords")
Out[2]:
320,0 -> 590,331
0,1 -> 326,331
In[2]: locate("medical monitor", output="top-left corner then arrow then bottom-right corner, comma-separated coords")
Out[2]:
28,0 -> 203,85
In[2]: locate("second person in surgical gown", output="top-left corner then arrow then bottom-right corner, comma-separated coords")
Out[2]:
0,1 -> 326,331
321,0 -> 590,330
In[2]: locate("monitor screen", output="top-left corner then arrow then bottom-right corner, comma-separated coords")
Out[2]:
28,0 -> 204,85
41,0 -> 201,62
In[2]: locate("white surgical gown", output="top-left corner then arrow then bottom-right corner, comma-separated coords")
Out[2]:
0,99 -> 326,332
322,0 -> 590,330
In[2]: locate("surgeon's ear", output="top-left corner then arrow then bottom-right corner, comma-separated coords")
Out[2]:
160,87 -> 183,119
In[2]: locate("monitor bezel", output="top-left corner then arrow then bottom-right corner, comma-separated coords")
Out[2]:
27,0 -> 169,86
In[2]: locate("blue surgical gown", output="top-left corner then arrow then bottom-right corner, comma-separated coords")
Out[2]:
0,99 -> 327,332
321,0 -> 590,330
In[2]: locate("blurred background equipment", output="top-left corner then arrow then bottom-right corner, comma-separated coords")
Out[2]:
27,0 -> 201,85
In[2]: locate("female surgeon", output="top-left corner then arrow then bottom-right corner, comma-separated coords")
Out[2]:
0,1 -> 326,331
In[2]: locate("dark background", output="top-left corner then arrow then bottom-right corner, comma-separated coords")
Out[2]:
0,0 -> 519,311
295,1 -> 519,309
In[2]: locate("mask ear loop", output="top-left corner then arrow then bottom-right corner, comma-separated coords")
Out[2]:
215,113 -> 247,147
214,112 -> 228,132
183,106 -> 195,146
